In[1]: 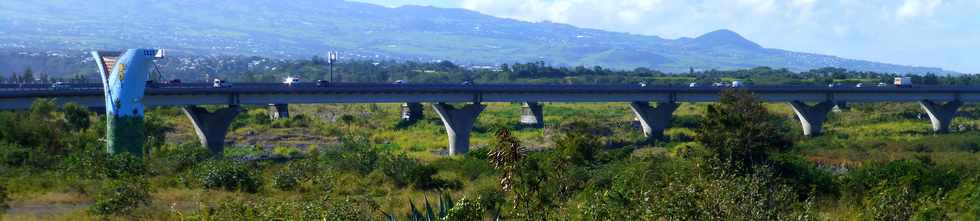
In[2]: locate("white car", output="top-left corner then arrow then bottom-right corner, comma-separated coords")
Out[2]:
688,82 -> 699,87
282,77 -> 300,86
856,83 -> 864,88
51,82 -> 70,90
393,80 -> 408,84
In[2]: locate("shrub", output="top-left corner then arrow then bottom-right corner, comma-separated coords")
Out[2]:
378,153 -> 449,189
0,184 -> 9,214
696,90 -> 791,171
194,160 -> 261,193
912,177 -> 980,220
273,146 -> 301,157
62,103 -> 91,131
185,197 -> 369,221
445,197 -> 485,221
149,144 -> 212,175
272,161 -> 317,191
89,179 -> 150,216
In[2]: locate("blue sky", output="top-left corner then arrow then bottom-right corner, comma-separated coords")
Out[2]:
352,0 -> 980,73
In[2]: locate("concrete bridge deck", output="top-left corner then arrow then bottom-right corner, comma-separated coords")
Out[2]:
1,82 -> 972,156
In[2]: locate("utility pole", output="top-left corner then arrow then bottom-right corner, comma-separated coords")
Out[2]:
328,51 -> 338,82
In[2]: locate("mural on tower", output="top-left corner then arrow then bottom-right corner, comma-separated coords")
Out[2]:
91,49 -> 164,156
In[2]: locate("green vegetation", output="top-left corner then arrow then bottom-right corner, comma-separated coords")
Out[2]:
2,68 -> 980,220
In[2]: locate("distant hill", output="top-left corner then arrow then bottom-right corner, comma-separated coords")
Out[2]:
0,0 -> 948,73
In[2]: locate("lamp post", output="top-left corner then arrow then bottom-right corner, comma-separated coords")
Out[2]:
328,52 -> 337,82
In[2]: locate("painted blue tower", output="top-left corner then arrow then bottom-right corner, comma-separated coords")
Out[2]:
92,49 -> 164,157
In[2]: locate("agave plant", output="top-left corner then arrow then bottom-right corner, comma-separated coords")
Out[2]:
383,193 -> 454,221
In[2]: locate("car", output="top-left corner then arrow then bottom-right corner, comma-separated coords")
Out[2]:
856,83 -> 864,88
166,79 -> 182,84
688,82 -> 699,87
282,77 -> 300,86
828,83 -> 837,88
393,80 -> 407,84
51,82 -> 70,90
316,80 -> 330,87
877,82 -> 888,87
212,78 -> 231,88
462,81 -> 474,86
639,82 -> 648,87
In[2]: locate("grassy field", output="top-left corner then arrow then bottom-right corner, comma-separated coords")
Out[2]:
2,99 -> 979,220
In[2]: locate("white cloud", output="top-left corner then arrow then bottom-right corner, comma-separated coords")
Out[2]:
897,0 -> 943,19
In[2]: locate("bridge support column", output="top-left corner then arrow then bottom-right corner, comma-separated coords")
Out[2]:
433,103 -> 485,156
93,49 -> 163,157
401,103 -> 424,122
629,102 -> 679,140
183,105 -> 242,156
835,101 -> 849,111
919,100 -> 962,133
268,104 -> 289,120
790,101 -> 835,136
520,102 -> 544,128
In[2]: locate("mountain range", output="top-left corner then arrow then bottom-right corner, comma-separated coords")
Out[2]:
0,0 -> 948,73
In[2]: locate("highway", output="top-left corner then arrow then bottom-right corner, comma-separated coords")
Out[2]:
1,82 -> 978,110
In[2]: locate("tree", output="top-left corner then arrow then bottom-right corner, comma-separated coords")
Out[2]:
62,103 -> 91,131
488,128 -> 525,192
695,89 -> 790,171
22,67 -> 34,83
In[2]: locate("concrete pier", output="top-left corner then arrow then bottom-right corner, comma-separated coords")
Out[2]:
92,49 -> 163,157
268,104 -> 289,120
789,100 -> 835,136
629,102 -> 679,140
919,100 -> 962,133
401,102 -> 424,122
520,102 -> 544,128
183,105 -> 242,156
432,103 -> 485,155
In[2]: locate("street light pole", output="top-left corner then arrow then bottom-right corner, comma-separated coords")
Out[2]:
328,52 -> 337,82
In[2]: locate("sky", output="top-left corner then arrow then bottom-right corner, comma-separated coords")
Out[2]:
351,0 -> 980,73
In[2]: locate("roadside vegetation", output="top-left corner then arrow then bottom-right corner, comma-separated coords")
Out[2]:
1,64 -> 980,220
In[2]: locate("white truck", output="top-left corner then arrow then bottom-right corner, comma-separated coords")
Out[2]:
894,77 -> 912,87
282,77 -> 300,86
731,80 -> 744,88
212,78 -> 231,88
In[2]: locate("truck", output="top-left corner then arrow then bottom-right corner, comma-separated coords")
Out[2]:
894,77 -> 912,87
282,77 -> 300,86
731,80 -> 744,88
213,78 -> 231,88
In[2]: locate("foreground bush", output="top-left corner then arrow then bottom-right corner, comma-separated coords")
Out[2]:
0,184 -> 9,214
89,179 -> 150,216
194,160 -> 262,193
578,165 -> 815,221
184,197 -> 368,220
379,153 -> 457,189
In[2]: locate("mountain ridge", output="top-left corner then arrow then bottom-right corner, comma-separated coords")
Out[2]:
0,0 -> 948,73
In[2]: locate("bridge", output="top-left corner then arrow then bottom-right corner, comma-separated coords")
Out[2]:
0,48 -> 971,157
1,81 -> 974,156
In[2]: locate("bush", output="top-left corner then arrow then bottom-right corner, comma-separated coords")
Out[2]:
149,144 -> 212,175
89,179 -> 150,216
912,177 -> 980,220
378,153 -> 455,189
695,90 -> 791,171
272,160 -> 317,191
445,197 -> 485,221
184,197 -> 369,220
194,160 -> 262,193
0,184 -> 9,214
